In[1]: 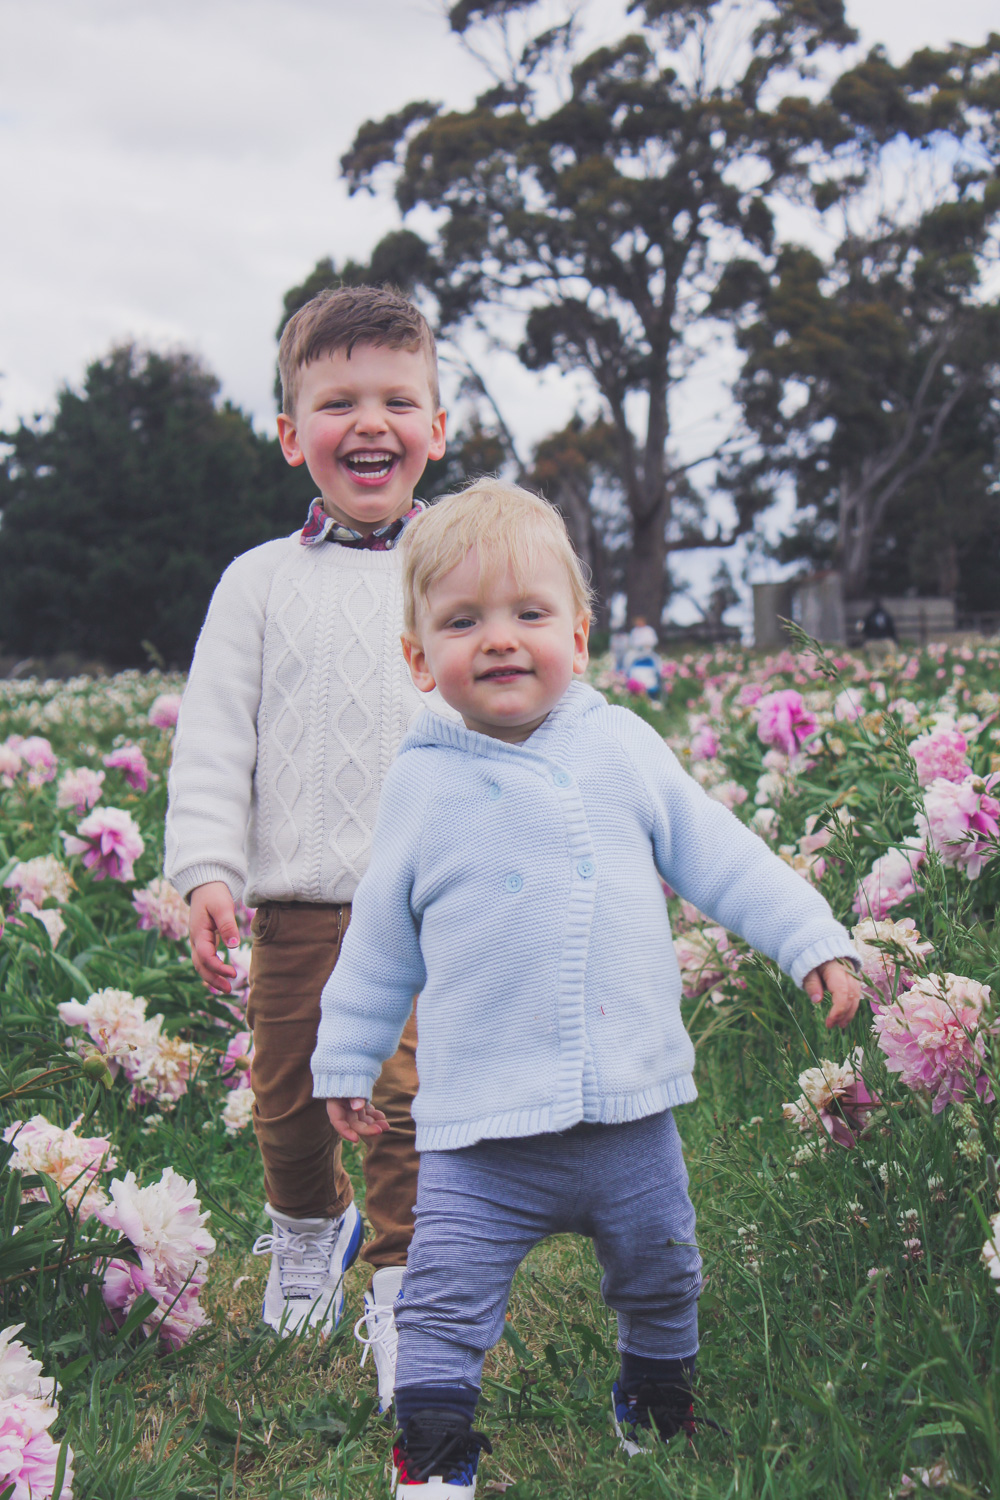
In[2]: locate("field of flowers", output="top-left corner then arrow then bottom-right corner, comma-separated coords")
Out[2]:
0,640 -> 998,1499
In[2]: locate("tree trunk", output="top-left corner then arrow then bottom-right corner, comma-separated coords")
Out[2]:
624,500 -> 669,628
550,478 -> 613,630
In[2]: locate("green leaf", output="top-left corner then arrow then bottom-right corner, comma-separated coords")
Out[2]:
108,1291 -> 160,1346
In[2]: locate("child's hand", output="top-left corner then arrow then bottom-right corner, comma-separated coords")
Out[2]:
803,959 -> 862,1030
326,1097 -> 390,1143
189,881 -> 241,992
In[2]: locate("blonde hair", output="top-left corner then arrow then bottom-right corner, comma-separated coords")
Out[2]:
277,285 -> 439,416
401,480 -> 593,636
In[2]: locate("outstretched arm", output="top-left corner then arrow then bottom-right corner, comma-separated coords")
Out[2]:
621,714 -> 859,990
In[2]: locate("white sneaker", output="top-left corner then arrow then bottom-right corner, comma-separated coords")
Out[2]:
354,1263 -> 404,1413
252,1200 -> 362,1337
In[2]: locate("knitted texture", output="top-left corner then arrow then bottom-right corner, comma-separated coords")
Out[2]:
311,681 -> 858,1150
164,534 -> 433,906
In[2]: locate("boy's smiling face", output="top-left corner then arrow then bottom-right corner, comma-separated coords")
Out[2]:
403,547 -> 590,743
277,342 -> 446,533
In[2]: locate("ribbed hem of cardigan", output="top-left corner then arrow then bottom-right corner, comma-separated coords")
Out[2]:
412,1074 -> 699,1153
789,935 -> 860,989
311,1072 -> 377,1102
168,862 -> 244,902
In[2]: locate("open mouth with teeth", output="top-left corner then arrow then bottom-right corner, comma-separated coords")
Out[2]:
341,450 -> 400,484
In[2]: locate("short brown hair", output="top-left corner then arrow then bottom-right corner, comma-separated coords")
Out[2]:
277,285 -> 439,415
400,480 -> 593,636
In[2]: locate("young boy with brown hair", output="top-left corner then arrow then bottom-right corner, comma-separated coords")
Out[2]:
164,285 -> 448,1407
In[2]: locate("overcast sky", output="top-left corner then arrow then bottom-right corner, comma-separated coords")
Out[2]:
2,0 -> 997,617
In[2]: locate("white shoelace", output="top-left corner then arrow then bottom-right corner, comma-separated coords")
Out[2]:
353,1302 -> 398,1369
252,1219 -> 340,1301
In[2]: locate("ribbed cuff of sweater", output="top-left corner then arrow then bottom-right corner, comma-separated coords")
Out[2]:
789,936 -> 860,989
168,863 -> 244,903
311,1071 -> 378,1102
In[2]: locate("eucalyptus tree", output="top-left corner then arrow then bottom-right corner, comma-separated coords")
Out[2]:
719,36 -> 1000,600
335,0 -> 860,625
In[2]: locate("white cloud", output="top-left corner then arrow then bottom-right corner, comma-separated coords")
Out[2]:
1,0 -> 995,622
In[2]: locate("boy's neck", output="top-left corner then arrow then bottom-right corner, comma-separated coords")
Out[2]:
459,709 -> 552,745
321,495 -> 417,535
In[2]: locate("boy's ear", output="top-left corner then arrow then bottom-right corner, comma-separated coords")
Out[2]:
402,634 -> 436,694
572,613 -> 590,677
428,407 -> 447,463
276,412 -> 305,467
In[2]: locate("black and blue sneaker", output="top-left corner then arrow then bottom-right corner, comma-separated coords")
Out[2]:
391,1409 -> 493,1496
612,1377 -> 729,1455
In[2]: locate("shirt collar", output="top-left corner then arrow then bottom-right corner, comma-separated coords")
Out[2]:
300,497 -> 427,551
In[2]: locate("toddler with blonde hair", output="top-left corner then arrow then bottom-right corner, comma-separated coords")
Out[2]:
312,480 -> 860,1495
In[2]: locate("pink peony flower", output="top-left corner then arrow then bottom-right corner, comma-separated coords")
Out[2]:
873,972 -> 995,1113
58,988 -> 159,1082
14,901 -> 66,947
55,767 -> 105,815
95,1166 -> 215,1288
0,740 -> 22,787
707,780 -> 748,810
756,689 -> 818,758
132,879 -> 189,942
833,688 -> 863,722
916,774 -> 1000,879
673,926 -> 744,1003
851,917 -> 934,1007
100,1259 -> 209,1351
219,1032 -> 253,1090
782,1049 -> 879,1149
689,725 -> 719,761
129,1035 -> 203,1109
148,694 -> 182,730
19,738 -> 57,787
63,807 -> 144,882
4,856 -> 73,909
0,1326 -> 54,1403
103,744 -> 149,793
908,723 -> 970,787
234,899 -> 257,940
2,1116 -> 115,1218
0,1393 -> 74,1500
852,844 -> 925,920
738,683 -> 765,707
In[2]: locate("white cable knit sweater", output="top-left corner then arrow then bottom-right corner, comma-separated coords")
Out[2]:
164,532 -> 435,906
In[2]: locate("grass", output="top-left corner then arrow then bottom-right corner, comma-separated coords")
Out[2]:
3,652 -> 999,1497
73,1034 -> 996,1500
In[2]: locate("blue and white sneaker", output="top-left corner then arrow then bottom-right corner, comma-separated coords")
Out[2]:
252,1200 -> 362,1337
612,1379 -> 694,1454
612,1379 -> 726,1455
391,1411 -> 492,1496
355,1264 -> 405,1414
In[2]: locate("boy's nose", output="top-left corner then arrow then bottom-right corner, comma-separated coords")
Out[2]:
482,626 -> 519,653
354,404 -> 389,435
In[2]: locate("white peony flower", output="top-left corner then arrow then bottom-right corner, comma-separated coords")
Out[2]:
983,1211 -> 1000,1289
0,1326 -> 54,1402
221,1089 -> 255,1137
96,1167 -> 215,1286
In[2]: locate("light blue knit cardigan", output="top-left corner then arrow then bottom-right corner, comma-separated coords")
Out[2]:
311,681 -> 856,1151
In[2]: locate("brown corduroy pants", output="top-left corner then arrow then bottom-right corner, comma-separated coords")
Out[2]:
246,901 -> 418,1269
